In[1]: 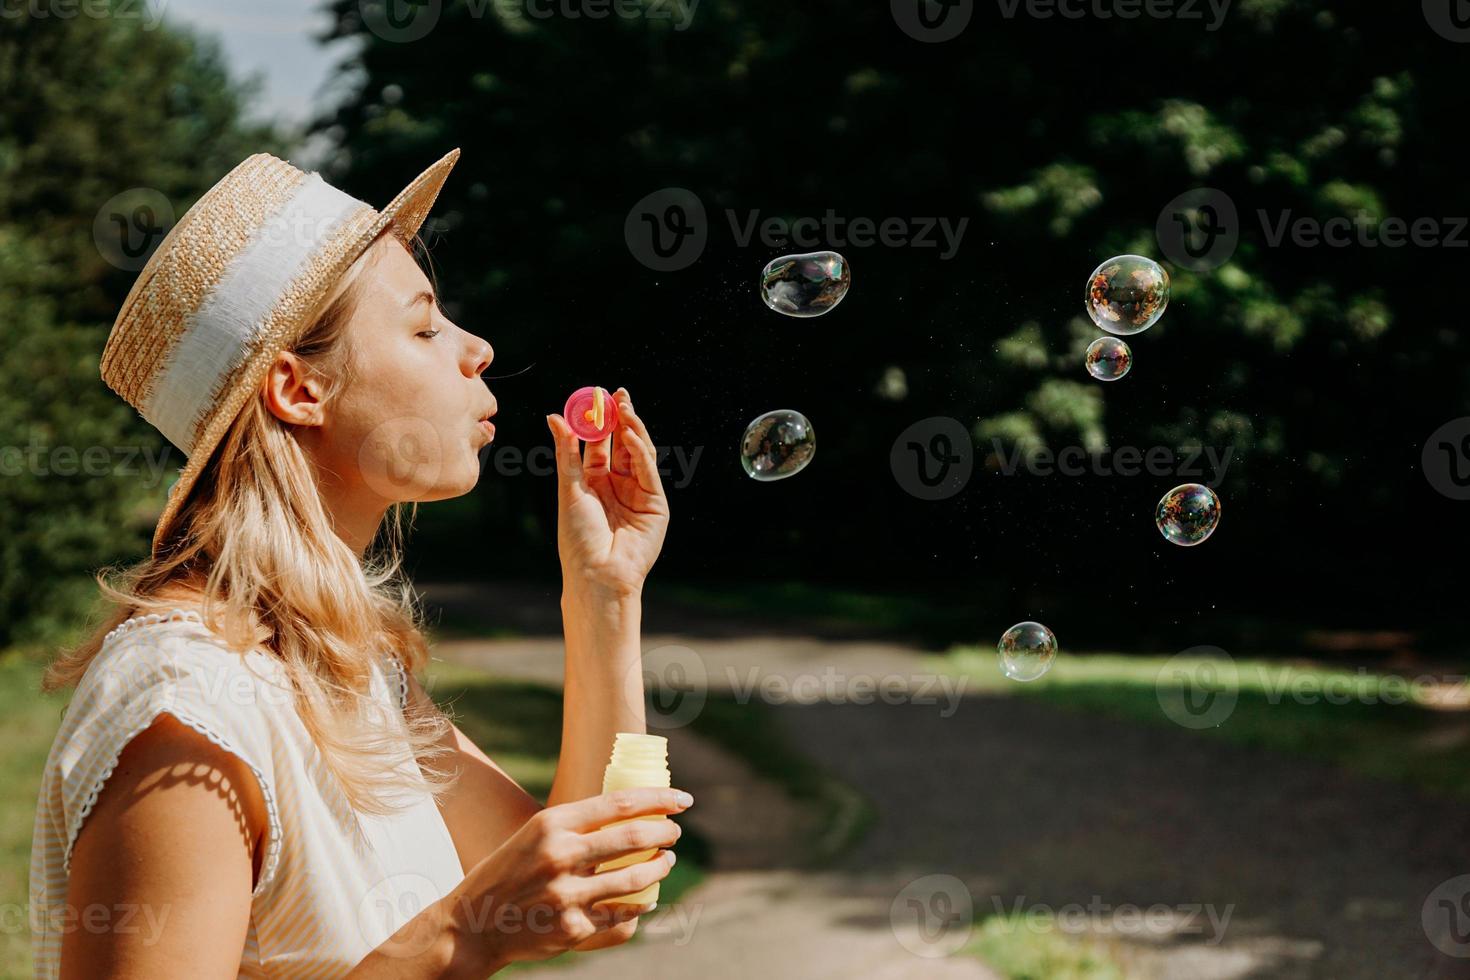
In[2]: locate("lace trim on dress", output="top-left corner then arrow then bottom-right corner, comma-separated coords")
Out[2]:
74,608 -> 283,898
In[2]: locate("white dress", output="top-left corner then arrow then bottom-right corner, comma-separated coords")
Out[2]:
28,608 -> 467,978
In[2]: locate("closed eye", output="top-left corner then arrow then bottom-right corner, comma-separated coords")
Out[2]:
417,330 -> 440,339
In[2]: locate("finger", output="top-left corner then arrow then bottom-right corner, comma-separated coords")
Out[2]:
546,414 -> 584,487
614,424 -> 665,499
576,815 -> 681,868
550,787 -> 693,834
578,849 -> 676,906
584,900 -> 654,930
613,388 -> 654,447
584,430 -> 612,474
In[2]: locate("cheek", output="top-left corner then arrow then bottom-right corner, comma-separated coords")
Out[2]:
332,362 -> 476,498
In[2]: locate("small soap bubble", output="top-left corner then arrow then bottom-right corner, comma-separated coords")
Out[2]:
1084,254 -> 1170,335
740,410 -> 815,481
1084,336 -> 1132,381
760,251 -> 850,317
998,622 -> 1057,682
1156,483 -> 1221,546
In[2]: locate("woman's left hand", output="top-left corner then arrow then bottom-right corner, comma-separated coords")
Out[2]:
547,388 -> 670,599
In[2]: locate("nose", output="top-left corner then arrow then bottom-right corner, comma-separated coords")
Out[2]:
468,335 -> 493,377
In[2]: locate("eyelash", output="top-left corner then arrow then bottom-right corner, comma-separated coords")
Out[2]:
417,330 -> 440,340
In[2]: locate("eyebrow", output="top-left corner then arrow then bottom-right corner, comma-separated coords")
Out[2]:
405,289 -> 436,310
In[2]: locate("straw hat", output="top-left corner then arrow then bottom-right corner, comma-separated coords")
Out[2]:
99,148 -> 462,558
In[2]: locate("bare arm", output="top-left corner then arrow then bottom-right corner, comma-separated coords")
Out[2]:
63,712 -> 471,979
60,713 -> 265,979
403,669 -> 544,874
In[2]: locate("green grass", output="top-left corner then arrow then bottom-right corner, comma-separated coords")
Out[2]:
0,653 -> 64,978
934,647 -> 1470,801
965,914 -> 1127,980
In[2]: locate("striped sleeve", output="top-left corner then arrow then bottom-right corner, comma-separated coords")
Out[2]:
55,629 -> 285,897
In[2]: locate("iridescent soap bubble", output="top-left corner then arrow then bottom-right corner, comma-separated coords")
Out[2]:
740,410 -> 815,481
998,621 -> 1057,682
1084,254 -> 1170,335
1084,336 -> 1132,382
1156,483 -> 1221,546
760,251 -> 850,317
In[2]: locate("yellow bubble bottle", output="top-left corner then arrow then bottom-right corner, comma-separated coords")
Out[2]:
593,732 -> 672,906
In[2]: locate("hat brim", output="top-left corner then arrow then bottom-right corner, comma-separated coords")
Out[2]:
149,148 -> 461,559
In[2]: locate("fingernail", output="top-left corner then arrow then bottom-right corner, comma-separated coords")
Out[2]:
675,790 -> 693,807
640,902 -> 658,913
667,850 -> 677,866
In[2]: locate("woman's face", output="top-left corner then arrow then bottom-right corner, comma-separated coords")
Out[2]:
281,234 -> 497,510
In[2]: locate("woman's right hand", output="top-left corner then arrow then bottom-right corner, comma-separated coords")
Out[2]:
440,787 -> 691,973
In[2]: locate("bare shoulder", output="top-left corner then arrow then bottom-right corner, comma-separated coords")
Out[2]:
61,712 -> 268,977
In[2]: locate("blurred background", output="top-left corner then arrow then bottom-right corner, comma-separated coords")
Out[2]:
4,1 -> 1470,977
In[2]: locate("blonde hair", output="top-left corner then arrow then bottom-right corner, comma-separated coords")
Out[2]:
42,230 -> 459,817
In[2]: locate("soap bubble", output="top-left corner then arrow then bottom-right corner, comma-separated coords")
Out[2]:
1156,483 -> 1221,546
998,621 -> 1057,682
1084,254 -> 1170,335
1084,336 -> 1132,382
740,410 -> 815,481
760,251 -> 850,317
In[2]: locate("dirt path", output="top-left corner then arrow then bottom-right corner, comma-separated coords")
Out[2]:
424,583 -> 1470,979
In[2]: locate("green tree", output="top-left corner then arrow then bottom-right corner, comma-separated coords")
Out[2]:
0,5 -> 278,647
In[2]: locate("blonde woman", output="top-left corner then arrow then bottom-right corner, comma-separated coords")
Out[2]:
28,149 -> 693,977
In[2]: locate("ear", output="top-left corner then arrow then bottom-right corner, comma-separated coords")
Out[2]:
261,351 -> 326,428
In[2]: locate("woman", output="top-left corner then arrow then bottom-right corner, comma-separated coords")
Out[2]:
28,149 -> 693,977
